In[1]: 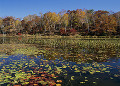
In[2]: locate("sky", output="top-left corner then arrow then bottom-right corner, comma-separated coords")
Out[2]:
0,0 -> 120,19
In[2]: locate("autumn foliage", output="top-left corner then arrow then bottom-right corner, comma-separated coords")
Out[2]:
0,9 -> 120,36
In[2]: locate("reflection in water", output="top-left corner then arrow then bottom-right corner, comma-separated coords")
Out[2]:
0,55 -> 120,86
0,37 -> 120,63
0,37 -> 120,86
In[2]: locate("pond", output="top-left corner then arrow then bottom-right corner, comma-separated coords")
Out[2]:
0,37 -> 120,86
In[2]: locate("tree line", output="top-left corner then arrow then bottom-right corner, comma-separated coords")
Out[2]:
0,9 -> 120,36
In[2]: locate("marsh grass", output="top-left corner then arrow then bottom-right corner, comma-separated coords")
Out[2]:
0,36 -> 120,62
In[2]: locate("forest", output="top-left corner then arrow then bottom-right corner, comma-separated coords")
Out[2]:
0,9 -> 120,36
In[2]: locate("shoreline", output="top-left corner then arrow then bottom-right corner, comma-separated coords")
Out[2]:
0,34 -> 120,39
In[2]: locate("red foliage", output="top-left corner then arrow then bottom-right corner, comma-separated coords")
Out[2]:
60,28 -> 69,35
17,33 -> 22,35
70,28 -> 77,35
70,28 -> 77,33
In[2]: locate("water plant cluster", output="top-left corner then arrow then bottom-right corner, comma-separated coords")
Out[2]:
7,37 -> 120,62
0,37 -> 120,86
0,54 -> 120,86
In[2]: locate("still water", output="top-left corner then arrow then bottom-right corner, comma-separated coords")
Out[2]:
0,37 -> 120,86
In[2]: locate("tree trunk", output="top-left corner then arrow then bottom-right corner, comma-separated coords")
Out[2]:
65,25 -> 66,33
